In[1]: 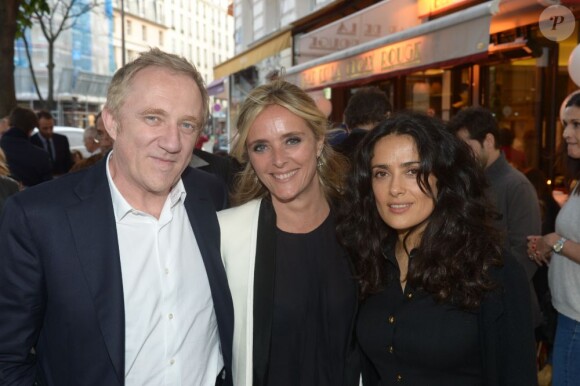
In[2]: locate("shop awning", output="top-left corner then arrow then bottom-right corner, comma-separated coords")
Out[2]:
284,0 -> 500,90
207,77 -> 226,96
214,30 -> 292,80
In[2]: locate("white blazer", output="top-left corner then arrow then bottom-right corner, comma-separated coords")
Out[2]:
218,199 -> 262,386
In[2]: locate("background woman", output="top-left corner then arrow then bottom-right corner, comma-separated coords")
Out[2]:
218,80 -> 358,386
337,112 -> 537,385
527,92 -> 580,386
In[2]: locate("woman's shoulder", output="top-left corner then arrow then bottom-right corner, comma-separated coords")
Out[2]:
218,198 -> 262,230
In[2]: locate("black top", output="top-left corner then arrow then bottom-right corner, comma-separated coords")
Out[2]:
334,128 -> 368,159
357,248 -> 484,386
266,213 -> 356,386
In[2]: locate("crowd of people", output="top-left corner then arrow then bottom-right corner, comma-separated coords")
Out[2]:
0,47 -> 577,386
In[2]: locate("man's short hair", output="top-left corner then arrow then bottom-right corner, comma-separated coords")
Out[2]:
105,48 -> 209,128
9,106 -> 39,134
344,87 -> 392,129
37,110 -> 54,121
84,125 -> 98,141
447,106 -> 500,149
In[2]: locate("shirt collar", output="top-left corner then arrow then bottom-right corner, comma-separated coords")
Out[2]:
106,151 -> 187,222
38,134 -> 49,145
485,152 -> 508,179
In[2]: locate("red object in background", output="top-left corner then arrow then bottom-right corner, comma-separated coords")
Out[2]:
196,134 -> 209,149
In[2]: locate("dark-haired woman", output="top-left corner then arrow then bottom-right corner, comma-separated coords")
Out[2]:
527,92 -> 580,386
337,112 -> 537,385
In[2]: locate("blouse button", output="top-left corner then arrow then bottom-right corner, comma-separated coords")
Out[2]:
406,292 -> 413,299
388,345 -> 394,354
396,374 -> 403,382
388,315 -> 396,324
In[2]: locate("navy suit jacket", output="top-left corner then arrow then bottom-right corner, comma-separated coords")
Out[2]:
0,160 -> 234,386
0,127 -> 51,187
30,133 -> 73,175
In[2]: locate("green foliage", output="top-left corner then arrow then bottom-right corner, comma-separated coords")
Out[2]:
16,0 -> 50,38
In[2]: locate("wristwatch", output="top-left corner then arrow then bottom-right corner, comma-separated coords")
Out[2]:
552,237 -> 567,253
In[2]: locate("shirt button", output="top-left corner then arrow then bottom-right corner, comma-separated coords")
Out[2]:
168,313 -> 174,320
388,315 -> 396,324
169,358 -> 175,365
388,345 -> 394,354
396,374 -> 403,382
407,292 -> 413,299
164,268 -> 169,275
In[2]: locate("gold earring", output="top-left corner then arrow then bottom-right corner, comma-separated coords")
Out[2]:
317,157 -> 323,168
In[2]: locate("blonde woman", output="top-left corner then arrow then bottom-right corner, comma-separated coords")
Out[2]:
219,80 -> 359,386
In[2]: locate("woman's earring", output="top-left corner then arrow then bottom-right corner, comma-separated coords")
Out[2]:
317,156 -> 323,168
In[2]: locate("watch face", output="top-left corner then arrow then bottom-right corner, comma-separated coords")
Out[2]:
554,238 -> 565,253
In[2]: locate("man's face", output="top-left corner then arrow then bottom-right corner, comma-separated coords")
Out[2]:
0,117 -> 9,135
38,117 -> 54,139
456,128 -> 489,168
103,66 -> 203,202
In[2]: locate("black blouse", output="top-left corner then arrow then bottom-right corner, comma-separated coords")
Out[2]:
265,213 -> 357,386
357,248 -> 484,386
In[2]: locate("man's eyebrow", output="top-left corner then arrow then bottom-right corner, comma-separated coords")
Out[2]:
139,108 -> 167,116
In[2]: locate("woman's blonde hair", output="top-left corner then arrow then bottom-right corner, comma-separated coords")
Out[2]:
231,80 -> 348,206
0,148 -> 10,177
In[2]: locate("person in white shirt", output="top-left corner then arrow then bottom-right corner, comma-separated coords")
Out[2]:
0,48 -> 234,386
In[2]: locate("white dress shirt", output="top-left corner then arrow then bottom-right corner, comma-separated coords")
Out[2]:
106,153 -> 223,385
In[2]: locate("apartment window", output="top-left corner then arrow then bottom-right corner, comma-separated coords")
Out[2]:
126,20 -> 132,35
142,25 -> 147,41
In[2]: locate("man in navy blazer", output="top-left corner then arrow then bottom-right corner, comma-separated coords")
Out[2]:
0,49 -> 234,386
30,110 -> 74,176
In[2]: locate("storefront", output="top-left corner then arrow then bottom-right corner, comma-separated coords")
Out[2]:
213,30 -> 293,150
285,0 -> 580,179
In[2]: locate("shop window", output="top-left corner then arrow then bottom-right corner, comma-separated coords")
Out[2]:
405,69 -> 445,118
483,60 -> 538,169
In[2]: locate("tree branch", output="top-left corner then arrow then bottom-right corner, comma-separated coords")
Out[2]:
22,33 -> 46,108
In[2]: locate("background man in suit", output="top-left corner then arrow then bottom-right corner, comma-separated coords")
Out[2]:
0,48 -> 234,385
448,106 -> 543,329
30,110 -> 73,176
0,106 -> 51,187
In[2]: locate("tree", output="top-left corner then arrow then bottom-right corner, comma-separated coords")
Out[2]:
23,0 -> 100,110
0,0 -> 49,118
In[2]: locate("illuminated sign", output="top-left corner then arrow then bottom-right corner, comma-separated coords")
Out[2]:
289,11 -> 490,90
417,0 -> 475,17
298,39 -> 423,89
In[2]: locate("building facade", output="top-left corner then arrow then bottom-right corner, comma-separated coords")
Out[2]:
15,0 -> 234,130
215,0 -> 580,180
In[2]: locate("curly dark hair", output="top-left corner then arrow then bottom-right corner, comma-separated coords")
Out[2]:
337,111 -> 502,309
